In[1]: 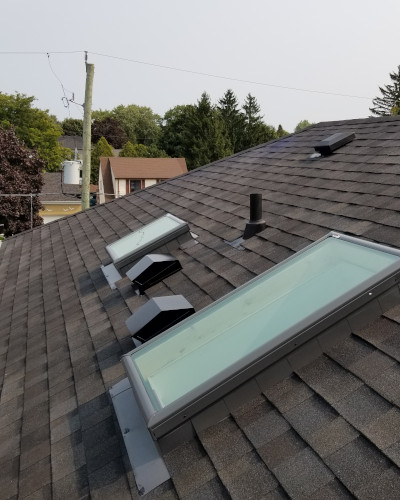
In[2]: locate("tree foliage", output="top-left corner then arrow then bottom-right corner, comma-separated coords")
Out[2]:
119,141 -> 169,158
239,93 -> 276,150
61,117 -> 83,136
91,137 -> 113,184
370,66 -> 400,116
0,127 -> 44,236
92,117 -> 128,148
294,119 -> 314,133
0,92 -> 68,171
217,89 -> 245,153
159,105 -> 195,159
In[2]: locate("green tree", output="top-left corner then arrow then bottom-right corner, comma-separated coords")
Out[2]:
159,105 -> 195,158
0,127 -> 44,236
276,124 -> 289,137
61,117 -> 83,136
239,93 -> 276,150
119,141 -> 169,158
294,119 -> 314,133
370,65 -> 400,116
91,137 -> 113,184
0,92 -> 68,171
112,104 -> 162,145
217,89 -> 244,153
92,117 -> 128,148
183,92 -> 232,169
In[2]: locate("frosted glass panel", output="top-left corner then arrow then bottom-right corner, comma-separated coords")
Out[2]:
106,214 -> 184,263
131,236 -> 400,410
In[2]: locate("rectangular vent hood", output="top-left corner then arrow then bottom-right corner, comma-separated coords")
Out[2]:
125,295 -> 195,343
314,131 -> 355,155
127,254 -> 182,295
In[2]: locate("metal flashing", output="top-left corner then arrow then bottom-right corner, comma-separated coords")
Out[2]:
101,263 -> 122,289
109,378 -> 170,494
122,232 -> 400,440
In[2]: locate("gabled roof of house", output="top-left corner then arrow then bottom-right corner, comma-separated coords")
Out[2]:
107,156 -> 188,179
40,172 -> 81,202
58,135 -> 84,151
3,116 -> 400,498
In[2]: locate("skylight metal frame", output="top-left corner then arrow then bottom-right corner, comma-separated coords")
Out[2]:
105,213 -> 189,269
122,232 -> 400,439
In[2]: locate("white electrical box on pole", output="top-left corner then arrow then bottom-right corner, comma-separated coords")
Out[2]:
81,60 -> 94,211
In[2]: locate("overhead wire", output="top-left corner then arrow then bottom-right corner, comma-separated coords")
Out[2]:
0,49 -> 372,101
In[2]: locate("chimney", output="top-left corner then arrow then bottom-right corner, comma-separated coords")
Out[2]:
243,193 -> 266,239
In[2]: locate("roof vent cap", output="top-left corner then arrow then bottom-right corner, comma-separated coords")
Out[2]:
126,254 -> 182,295
243,193 -> 266,240
125,295 -> 195,343
314,131 -> 355,155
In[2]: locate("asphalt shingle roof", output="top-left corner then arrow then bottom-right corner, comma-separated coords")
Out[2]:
3,116 -> 400,498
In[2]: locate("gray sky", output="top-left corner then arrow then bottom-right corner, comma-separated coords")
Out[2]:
2,0 -> 400,132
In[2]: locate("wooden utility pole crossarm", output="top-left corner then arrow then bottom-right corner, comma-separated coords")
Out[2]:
81,61 -> 94,211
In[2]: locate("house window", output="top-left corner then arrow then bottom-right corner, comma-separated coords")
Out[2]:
130,180 -> 142,192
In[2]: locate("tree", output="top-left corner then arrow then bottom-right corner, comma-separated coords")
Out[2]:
0,127 -> 44,236
61,118 -> 83,136
119,141 -> 169,158
294,119 -> 314,133
276,124 -> 289,137
91,137 -> 113,184
0,92 -> 69,171
217,89 -> 244,153
112,104 -> 162,145
239,93 -> 276,150
159,105 -> 195,158
370,66 -> 400,116
182,93 -> 232,169
92,117 -> 128,148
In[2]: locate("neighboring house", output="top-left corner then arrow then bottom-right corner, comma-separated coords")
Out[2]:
4,116 -> 400,498
98,157 -> 188,203
58,135 -> 84,159
39,172 -> 82,223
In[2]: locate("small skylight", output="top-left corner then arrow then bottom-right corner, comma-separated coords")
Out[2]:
105,213 -> 189,269
122,232 -> 400,438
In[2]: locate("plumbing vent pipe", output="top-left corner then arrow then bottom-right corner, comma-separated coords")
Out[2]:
243,193 -> 266,240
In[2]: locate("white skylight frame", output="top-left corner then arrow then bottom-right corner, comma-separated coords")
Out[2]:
122,232 -> 400,438
105,213 -> 189,268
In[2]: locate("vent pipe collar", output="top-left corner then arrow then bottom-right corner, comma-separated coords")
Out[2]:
243,193 -> 266,240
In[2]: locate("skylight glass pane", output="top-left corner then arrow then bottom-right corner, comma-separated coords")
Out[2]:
106,214 -> 184,264
129,235 -> 400,411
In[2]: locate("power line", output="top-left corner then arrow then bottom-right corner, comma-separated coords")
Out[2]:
0,50 -> 372,101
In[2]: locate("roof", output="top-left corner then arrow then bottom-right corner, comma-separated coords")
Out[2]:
3,115 -> 400,498
58,135 -> 84,151
107,157 -> 188,179
40,172 -> 81,202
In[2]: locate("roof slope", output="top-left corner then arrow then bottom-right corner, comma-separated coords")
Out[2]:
40,172 -> 81,202
2,116 -> 400,498
108,157 -> 188,179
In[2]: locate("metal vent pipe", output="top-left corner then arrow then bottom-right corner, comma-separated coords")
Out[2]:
243,193 -> 266,240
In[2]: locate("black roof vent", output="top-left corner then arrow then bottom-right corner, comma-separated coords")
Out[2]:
243,193 -> 266,240
125,295 -> 195,343
314,131 -> 355,155
126,254 -> 182,295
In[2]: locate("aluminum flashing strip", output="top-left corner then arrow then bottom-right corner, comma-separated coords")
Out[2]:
101,263 -> 122,290
122,232 -> 400,438
105,214 -> 189,268
109,378 -> 170,494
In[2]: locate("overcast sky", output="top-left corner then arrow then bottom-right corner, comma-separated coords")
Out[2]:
2,0 -> 400,132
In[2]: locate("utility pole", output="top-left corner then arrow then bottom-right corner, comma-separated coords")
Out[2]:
81,56 -> 94,211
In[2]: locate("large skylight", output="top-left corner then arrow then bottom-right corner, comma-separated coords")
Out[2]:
106,213 -> 189,267
122,232 -> 400,438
